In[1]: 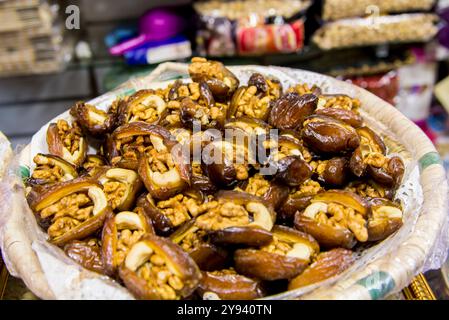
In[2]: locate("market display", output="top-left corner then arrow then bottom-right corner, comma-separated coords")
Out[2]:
22,58 -> 408,300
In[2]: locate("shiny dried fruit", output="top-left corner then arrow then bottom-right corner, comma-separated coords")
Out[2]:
119,235 -> 201,299
64,238 -> 105,274
138,130 -> 190,200
70,102 -> 118,137
102,210 -> 153,276
91,167 -> 143,211
269,92 -> 318,130
224,117 -> 270,136
273,156 -> 313,187
180,97 -> 226,130
110,122 -> 173,170
197,269 -> 265,300
240,173 -> 289,210
288,248 -> 355,290
195,191 -> 275,234
27,178 -> 112,246
313,157 -> 349,186
171,220 -> 229,271
209,226 -> 273,247
189,57 -> 239,100
234,226 -> 319,281
190,162 -> 218,195
105,168 -> 142,209
302,115 -> 360,154
168,80 -> 215,107
315,107 -> 363,128
118,90 -> 168,125
28,153 -> 78,186
294,190 -> 369,248
139,190 -> 216,235
367,156 -> 405,188
47,119 -> 87,166
367,198 -> 403,241
349,127 -> 404,187
202,138 -> 254,187
263,133 -> 313,187
349,126 -> 386,177
248,73 -> 282,99
278,180 -> 323,222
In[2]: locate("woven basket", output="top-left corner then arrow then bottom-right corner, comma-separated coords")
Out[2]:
0,63 -> 447,300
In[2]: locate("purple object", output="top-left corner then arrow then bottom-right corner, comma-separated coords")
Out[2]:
110,8 -> 185,56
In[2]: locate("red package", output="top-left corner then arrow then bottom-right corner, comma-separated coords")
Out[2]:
236,19 -> 304,55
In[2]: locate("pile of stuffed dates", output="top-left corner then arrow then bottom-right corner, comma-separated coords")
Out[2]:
26,57 -> 405,300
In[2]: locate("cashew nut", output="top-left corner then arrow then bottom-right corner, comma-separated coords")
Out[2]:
303,202 -> 328,219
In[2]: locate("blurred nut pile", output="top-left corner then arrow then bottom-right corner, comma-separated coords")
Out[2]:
194,0 -> 311,20
313,13 -> 438,50
25,58 -> 406,300
322,0 -> 436,21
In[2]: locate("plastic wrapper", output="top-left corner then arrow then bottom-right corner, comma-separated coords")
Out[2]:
344,71 -> 399,106
194,0 -> 310,56
323,0 -> 436,21
313,13 -> 439,50
0,63 -> 448,300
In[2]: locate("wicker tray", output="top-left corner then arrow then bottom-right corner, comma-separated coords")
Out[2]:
0,63 -> 447,300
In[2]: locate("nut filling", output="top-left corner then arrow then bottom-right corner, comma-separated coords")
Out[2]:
127,92 -> 167,124
112,135 -> 155,166
178,228 -> 208,253
136,254 -> 185,299
44,193 -> 93,238
156,194 -> 218,227
290,180 -> 322,198
31,154 -> 76,184
57,120 -> 83,155
243,174 -> 270,197
233,86 -> 271,119
195,198 -> 273,232
304,202 -> 368,242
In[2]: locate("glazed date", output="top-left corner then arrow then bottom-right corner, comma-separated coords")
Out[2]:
288,248 -> 355,290
301,115 -> 360,154
70,102 -> 118,137
47,120 -> 87,167
197,269 -> 265,300
367,198 -> 403,241
268,92 -> 318,130
189,57 -> 239,100
64,238 -> 105,274
28,178 -> 112,246
315,107 -> 363,128
102,210 -> 153,276
119,234 -> 201,299
117,89 -> 168,125
93,167 -> 143,211
294,190 -> 369,248
28,153 -> 78,186
233,226 -> 319,281
170,220 -> 229,271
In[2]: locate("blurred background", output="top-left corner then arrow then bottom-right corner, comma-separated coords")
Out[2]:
1,0 -> 449,299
